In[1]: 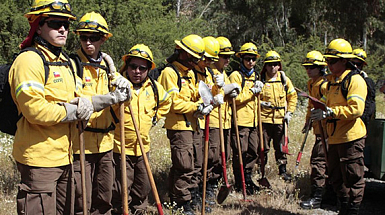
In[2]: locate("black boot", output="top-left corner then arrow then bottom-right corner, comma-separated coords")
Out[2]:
300,186 -> 323,209
205,182 -> 216,206
338,197 -> 349,215
245,172 -> 260,195
321,183 -> 337,206
177,201 -> 195,215
233,169 -> 243,192
278,164 -> 292,182
190,187 -> 212,213
347,203 -> 360,215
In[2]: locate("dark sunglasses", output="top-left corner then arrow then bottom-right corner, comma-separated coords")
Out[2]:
244,57 -> 256,62
326,58 -> 340,65
79,35 -> 102,42
45,20 -> 70,30
266,62 -> 279,67
304,65 -> 318,70
128,63 -> 148,72
219,54 -> 231,59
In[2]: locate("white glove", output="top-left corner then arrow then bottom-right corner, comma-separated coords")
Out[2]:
254,80 -> 264,89
250,87 -> 262,95
214,74 -> 225,87
260,101 -> 271,107
213,94 -> 224,105
69,97 -> 93,121
284,112 -> 293,124
197,103 -> 214,115
111,75 -> 130,89
310,107 -> 334,121
223,83 -> 241,95
92,87 -> 132,112
229,89 -> 239,98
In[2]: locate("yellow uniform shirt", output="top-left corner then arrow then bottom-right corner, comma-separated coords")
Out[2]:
305,76 -> 327,135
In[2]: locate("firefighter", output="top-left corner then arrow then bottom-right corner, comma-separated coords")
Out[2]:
111,44 -> 171,214
72,11 -> 131,214
229,42 -> 264,194
299,50 -> 329,209
206,36 -> 240,200
259,50 -> 297,182
311,38 -> 367,214
157,34 -> 213,214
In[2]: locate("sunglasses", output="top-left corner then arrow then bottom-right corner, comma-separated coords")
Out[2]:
326,58 -> 340,65
220,47 -> 233,52
219,54 -> 231,59
129,49 -> 152,61
128,63 -> 148,72
244,57 -> 256,62
45,20 -> 70,30
266,62 -> 280,67
79,34 -> 102,42
77,21 -> 108,31
31,2 -> 72,13
304,65 -> 318,70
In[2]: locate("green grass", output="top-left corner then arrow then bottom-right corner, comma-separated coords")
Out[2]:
1,94 -> 384,214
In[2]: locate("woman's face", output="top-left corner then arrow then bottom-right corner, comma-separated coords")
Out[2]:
242,54 -> 257,70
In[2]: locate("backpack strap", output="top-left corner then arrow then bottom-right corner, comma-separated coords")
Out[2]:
21,47 -> 50,85
148,76 -> 159,126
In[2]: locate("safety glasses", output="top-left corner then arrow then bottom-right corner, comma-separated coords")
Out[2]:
79,34 -> 101,42
129,49 -> 152,61
303,58 -> 323,64
241,47 -> 258,52
128,63 -> 148,72
219,54 -> 231,59
77,21 -> 108,31
326,58 -> 340,65
31,2 -> 71,13
45,20 -> 70,30
265,55 -> 280,61
220,47 -> 233,52
244,57 -> 256,62
266,62 -> 280,67
304,65 -> 318,70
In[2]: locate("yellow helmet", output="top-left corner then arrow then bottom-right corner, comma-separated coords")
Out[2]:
25,0 -> 76,21
324,38 -> 356,59
302,50 -> 327,66
236,42 -> 260,58
353,48 -> 367,64
122,44 -> 156,70
75,12 -> 112,38
264,51 -> 281,63
202,36 -> 220,61
216,36 -> 235,55
175,34 -> 205,59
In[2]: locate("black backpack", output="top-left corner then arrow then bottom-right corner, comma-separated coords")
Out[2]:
327,69 -> 376,127
0,47 -> 73,135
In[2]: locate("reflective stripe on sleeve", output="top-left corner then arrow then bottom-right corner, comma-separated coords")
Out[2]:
15,81 -> 44,98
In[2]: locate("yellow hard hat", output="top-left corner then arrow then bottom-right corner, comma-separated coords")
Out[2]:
175,34 -> 205,59
122,44 -> 156,70
216,36 -> 235,55
353,48 -> 367,64
324,38 -> 356,59
75,12 -> 112,38
264,51 -> 281,63
25,0 -> 76,21
302,50 -> 327,66
236,42 -> 260,58
203,36 -> 220,61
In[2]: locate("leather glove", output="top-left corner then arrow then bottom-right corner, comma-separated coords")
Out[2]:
61,103 -> 78,122
68,97 -> 93,121
310,107 -> 334,121
194,103 -> 214,118
229,89 -> 239,98
111,75 -> 130,89
223,83 -> 241,95
284,111 -> 293,124
213,94 -> 224,105
92,87 -> 132,112
214,74 -> 225,87
254,80 -> 264,89
250,87 -> 262,95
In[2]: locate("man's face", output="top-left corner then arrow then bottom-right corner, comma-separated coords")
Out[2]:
242,54 -> 257,70
126,57 -> 149,84
79,32 -> 105,58
265,62 -> 280,77
37,17 -> 70,47
216,54 -> 231,70
326,58 -> 346,75
304,65 -> 321,79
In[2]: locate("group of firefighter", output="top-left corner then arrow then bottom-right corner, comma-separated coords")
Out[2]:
8,0 -> 373,215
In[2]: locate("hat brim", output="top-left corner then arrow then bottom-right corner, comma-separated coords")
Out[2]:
175,40 -> 202,59
264,59 -> 281,63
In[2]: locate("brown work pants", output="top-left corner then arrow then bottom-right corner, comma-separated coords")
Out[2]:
262,123 -> 287,165
328,138 -> 365,205
231,126 -> 259,175
73,150 -> 114,215
310,135 -> 327,188
16,162 -> 74,215
191,129 -> 203,189
112,153 -> 151,214
167,130 -> 194,203
208,128 -> 231,184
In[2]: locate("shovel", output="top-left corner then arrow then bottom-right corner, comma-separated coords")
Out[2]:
295,118 -> 312,170
128,103 -> 164,215
280,104 -> 292,155
119,103 -> 129,215
231,98 -> 251,201
78,121 -> 88,215
257,94 -> 271,189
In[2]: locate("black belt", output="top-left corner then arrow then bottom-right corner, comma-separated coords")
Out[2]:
84,122 -> 116,133
261,105 -> 285,110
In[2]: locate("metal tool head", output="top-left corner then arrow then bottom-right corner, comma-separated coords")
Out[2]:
199,80 -> 214,105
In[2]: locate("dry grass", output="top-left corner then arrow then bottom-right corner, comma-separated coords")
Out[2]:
1,94 -> 384,214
